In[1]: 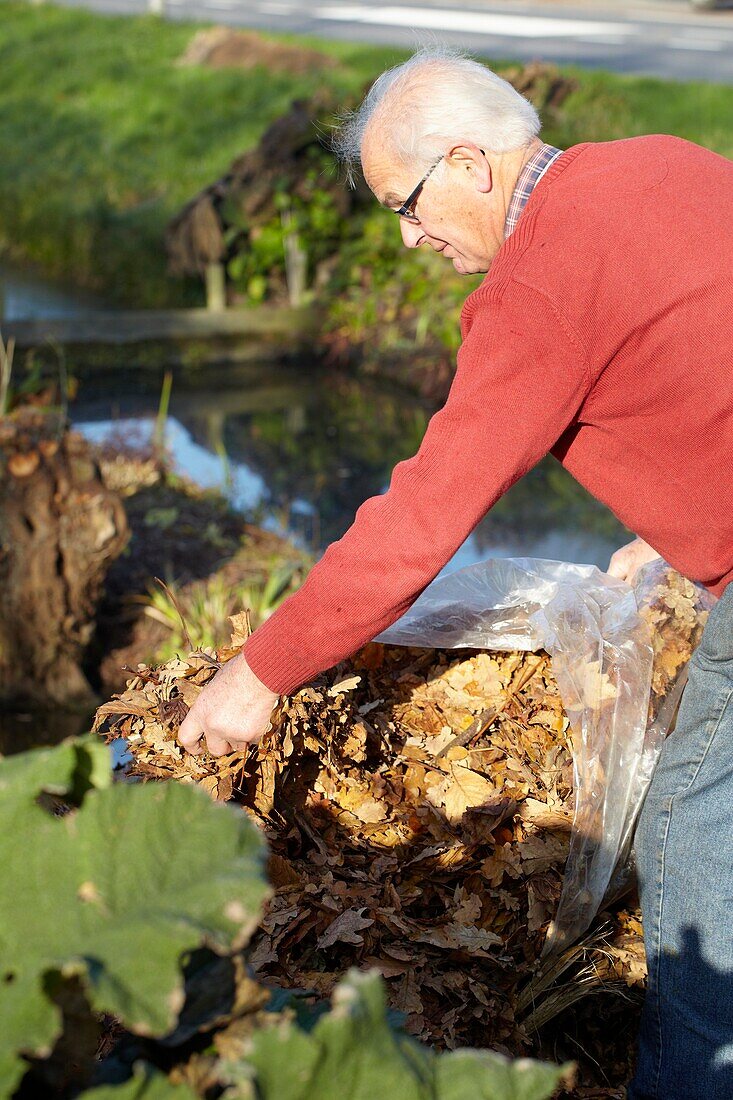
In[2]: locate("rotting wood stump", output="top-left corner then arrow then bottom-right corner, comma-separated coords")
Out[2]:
0,408 -> 128,707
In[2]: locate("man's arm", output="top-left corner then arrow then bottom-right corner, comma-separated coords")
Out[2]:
179,281 -> 591,754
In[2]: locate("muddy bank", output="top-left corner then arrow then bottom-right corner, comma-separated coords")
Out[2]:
90,445 -> 311,696
0,412 -> 310,750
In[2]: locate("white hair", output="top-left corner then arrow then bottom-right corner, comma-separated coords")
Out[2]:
334,46 -> 541,184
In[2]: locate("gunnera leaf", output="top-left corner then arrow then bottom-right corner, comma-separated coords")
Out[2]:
434,1048 -> 572,1100
0,736 -> 111,1091
83,1063 -> 197,1098
0,737 -> 270,1093
240,969 -> 430,1100
227,970 -> 568,1100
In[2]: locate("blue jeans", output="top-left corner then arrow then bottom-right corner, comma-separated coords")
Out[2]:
628,581 -> 733,1099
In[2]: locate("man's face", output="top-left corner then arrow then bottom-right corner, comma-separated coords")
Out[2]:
361,131 -> 502,274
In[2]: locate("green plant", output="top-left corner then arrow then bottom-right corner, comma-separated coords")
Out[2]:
0,737 -> 572,1097
0,736 -> 269,1094
240,562 -> 300,625
142,564 -> 302,660
142,574 -> 233,656
222,969 -> 571,1100
153,369 -> 173,459
0,327 -> 14,416
84,1067 -> 196,1099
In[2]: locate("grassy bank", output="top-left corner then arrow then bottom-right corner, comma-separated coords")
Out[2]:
0,4 -> 397,305
1,3 -> 732,312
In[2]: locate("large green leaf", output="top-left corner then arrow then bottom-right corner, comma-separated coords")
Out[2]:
0,737 -> 111,1093
0,737 -> 269,1093
434,1049 -> 571,1100
243,970 -> 430,1100
0,735 -> 111,819
233,970 -> 569,1100
83,1063 -> 197,1099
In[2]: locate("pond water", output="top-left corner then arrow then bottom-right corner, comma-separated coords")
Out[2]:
71,360 -> 627,580
2,260 -> 626,578
0,259 -> 106,319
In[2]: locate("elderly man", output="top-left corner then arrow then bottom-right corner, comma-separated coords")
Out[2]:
179,50 -> 733,1098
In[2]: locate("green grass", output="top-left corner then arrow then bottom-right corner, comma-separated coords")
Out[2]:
1,3 -> 732,307
0,4 -> 398,304
542,68 -> 733,155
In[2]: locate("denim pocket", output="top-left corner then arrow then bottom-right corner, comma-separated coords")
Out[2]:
693,584 -> 733,664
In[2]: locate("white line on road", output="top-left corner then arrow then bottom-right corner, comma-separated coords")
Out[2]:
258,1 -> 297,12
314,5 -> 636,40
667,37 -> 725,50
576,34 -> 633,45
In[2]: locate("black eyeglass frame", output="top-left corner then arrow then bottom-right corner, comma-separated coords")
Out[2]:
394,155 -> 445,223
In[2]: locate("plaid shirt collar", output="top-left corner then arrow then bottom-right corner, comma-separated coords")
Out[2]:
504,143 -> 564,239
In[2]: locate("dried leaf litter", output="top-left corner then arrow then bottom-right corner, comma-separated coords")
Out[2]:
94,567 -> 709,1056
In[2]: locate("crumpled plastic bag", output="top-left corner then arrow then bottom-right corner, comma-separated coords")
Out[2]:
376,556 -> 714,954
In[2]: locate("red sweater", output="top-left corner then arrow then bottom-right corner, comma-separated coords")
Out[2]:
244,136 -> 733,695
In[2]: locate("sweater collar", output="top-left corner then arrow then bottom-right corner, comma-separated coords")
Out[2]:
504,142 -> 564,239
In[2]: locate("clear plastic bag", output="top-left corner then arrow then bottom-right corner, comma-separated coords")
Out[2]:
376,556 -> 714,954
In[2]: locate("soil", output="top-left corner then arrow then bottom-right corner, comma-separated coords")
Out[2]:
0,410 -> 309,749
0,409 -> 128,707
89,451 -> 311,694
177,27 -> 338,74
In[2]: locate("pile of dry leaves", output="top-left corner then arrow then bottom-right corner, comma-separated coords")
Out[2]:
94,566 -> 710,1090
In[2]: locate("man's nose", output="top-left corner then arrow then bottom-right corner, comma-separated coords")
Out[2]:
399,219 -> 423,248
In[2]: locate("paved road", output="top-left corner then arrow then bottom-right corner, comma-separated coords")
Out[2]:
62,0 -> 733,82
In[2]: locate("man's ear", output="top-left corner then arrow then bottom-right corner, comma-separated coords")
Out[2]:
447,142 -> 492,194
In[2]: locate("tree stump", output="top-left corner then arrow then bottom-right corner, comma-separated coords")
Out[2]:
0,409 -> 128,707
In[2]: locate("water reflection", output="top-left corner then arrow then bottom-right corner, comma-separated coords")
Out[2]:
0,705 -> 133,764
0,260 -> 106,320
72,362 -> 628,574
0,706 -> 94,756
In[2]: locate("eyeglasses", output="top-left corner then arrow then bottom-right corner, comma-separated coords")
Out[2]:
394,155 -> 445,224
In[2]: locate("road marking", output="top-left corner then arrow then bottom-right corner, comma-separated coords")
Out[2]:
667,37 -> 725,50
315,5 -> 634,40
576,34 -> 632,45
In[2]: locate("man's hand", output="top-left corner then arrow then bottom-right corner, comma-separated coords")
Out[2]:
177,653 -> 278,757
607,537 -> 662,585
